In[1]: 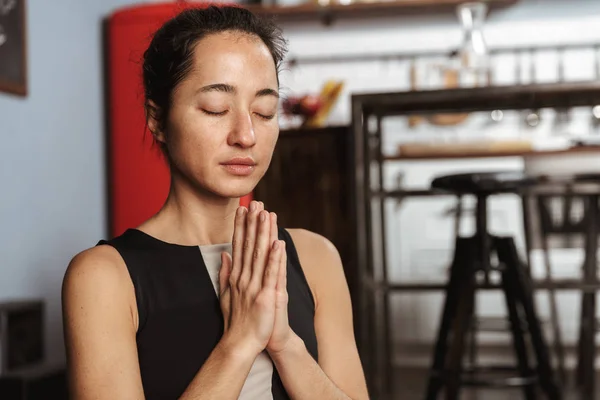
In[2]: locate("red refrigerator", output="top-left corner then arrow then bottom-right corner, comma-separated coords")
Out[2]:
105,2 -> 251,238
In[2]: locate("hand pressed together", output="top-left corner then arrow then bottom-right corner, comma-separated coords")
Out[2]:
218,201 -> 294,359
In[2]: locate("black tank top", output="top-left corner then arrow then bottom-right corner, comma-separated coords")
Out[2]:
97,227 -> 318,399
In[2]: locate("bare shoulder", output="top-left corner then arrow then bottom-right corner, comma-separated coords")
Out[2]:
62,244 -> 137,330
285,229 -> 346,309
63,245 -> 128,296
286,229 -> 341,260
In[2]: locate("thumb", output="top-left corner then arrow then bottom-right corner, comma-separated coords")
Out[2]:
219,251 -> 232,297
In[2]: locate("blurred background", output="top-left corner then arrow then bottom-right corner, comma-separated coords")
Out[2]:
2,0 -> 600,398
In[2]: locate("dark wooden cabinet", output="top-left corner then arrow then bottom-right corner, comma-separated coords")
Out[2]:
0,365 -> 67,400
254,126 -> 358,315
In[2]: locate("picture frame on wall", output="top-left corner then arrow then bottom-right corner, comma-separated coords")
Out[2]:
0,0 -> 27,96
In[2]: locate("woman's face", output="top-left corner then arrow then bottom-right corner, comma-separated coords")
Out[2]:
154,31 -> 280,199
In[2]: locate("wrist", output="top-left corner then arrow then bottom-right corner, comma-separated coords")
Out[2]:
267,332 -> 305,363
218,333 -> 262,363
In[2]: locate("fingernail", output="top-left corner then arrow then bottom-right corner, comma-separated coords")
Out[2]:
260,211 -> 266,222
249,202 -> 255,212
237,207 -> 244,216
273,241 -> 279,250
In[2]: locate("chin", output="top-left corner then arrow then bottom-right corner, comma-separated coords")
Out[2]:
210,178 -> 259,200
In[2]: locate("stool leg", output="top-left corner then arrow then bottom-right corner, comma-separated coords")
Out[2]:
576,310 -> 585,385
424,238 -> 475,400
445,274 -> 475,400
576,194 -> 599,399
577,294 -> 595,397
467,303 -> 478,373
540,229 -> 567,386
501,267 -> 537,400
495,237 -> 562,400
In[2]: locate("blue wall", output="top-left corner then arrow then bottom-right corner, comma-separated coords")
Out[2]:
0,0 -> 136,366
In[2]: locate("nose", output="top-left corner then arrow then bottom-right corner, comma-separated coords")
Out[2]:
227,110 -> 256,148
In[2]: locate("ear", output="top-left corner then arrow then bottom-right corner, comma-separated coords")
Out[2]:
146,100 -> 166,144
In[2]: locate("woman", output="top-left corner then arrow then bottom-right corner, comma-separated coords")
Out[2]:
62,5 -> 368,400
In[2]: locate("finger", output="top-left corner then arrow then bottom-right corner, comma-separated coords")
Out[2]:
249,210 -> 271,289
230,206 -> 247,285
277,240 -> 287,292
219,252 -> 232,297
259,204 -> 275,249
269,212 -> 278,248
240,201 -> 260,286
219,252 -> 232,330
263,240 -> 282,289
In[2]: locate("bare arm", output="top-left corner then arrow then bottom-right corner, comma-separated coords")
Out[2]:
269,229 -> 369,400
62,240 -> 270,399
62,246 -> 145,399
178,337 -> 257,400
270,334 -> 355,399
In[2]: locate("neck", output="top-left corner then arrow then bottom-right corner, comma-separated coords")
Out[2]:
140,174 -> 242,246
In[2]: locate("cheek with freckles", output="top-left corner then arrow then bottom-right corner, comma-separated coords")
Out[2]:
170,111 -> 223,161
258,129 -> 279,165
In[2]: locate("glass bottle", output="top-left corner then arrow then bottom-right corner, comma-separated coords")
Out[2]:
455,1 -> 491,87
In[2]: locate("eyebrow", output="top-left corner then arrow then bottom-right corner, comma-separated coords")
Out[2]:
198,83 -> 279,98
255,88 -> 280,98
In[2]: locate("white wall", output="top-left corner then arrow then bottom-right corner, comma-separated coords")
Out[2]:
2,0 -> 599,368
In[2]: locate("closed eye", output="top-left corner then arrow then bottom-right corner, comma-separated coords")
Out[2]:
255,113 -> 275,120
201,109 -> 274,120
202,109 -> 228,116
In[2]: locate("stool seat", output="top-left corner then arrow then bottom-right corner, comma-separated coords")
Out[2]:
432,171 -> 537,194
535,173 -> 600,186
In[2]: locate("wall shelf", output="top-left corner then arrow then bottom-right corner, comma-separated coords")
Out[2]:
246,0 -> 518,24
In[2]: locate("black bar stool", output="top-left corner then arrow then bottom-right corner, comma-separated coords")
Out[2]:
424,171 -> 562,400
572,173 -> 600,399
528,173 -> 600,399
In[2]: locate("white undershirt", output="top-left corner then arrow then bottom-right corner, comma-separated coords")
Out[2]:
199,243 -> 275,400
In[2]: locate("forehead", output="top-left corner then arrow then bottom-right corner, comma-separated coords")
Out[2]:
187,31 -> 278,86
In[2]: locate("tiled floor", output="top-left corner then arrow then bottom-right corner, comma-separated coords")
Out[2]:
391,367 -> 599,399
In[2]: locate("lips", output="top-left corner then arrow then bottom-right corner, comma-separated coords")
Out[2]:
220,157 -> 256,176
221,157 -> 256,166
